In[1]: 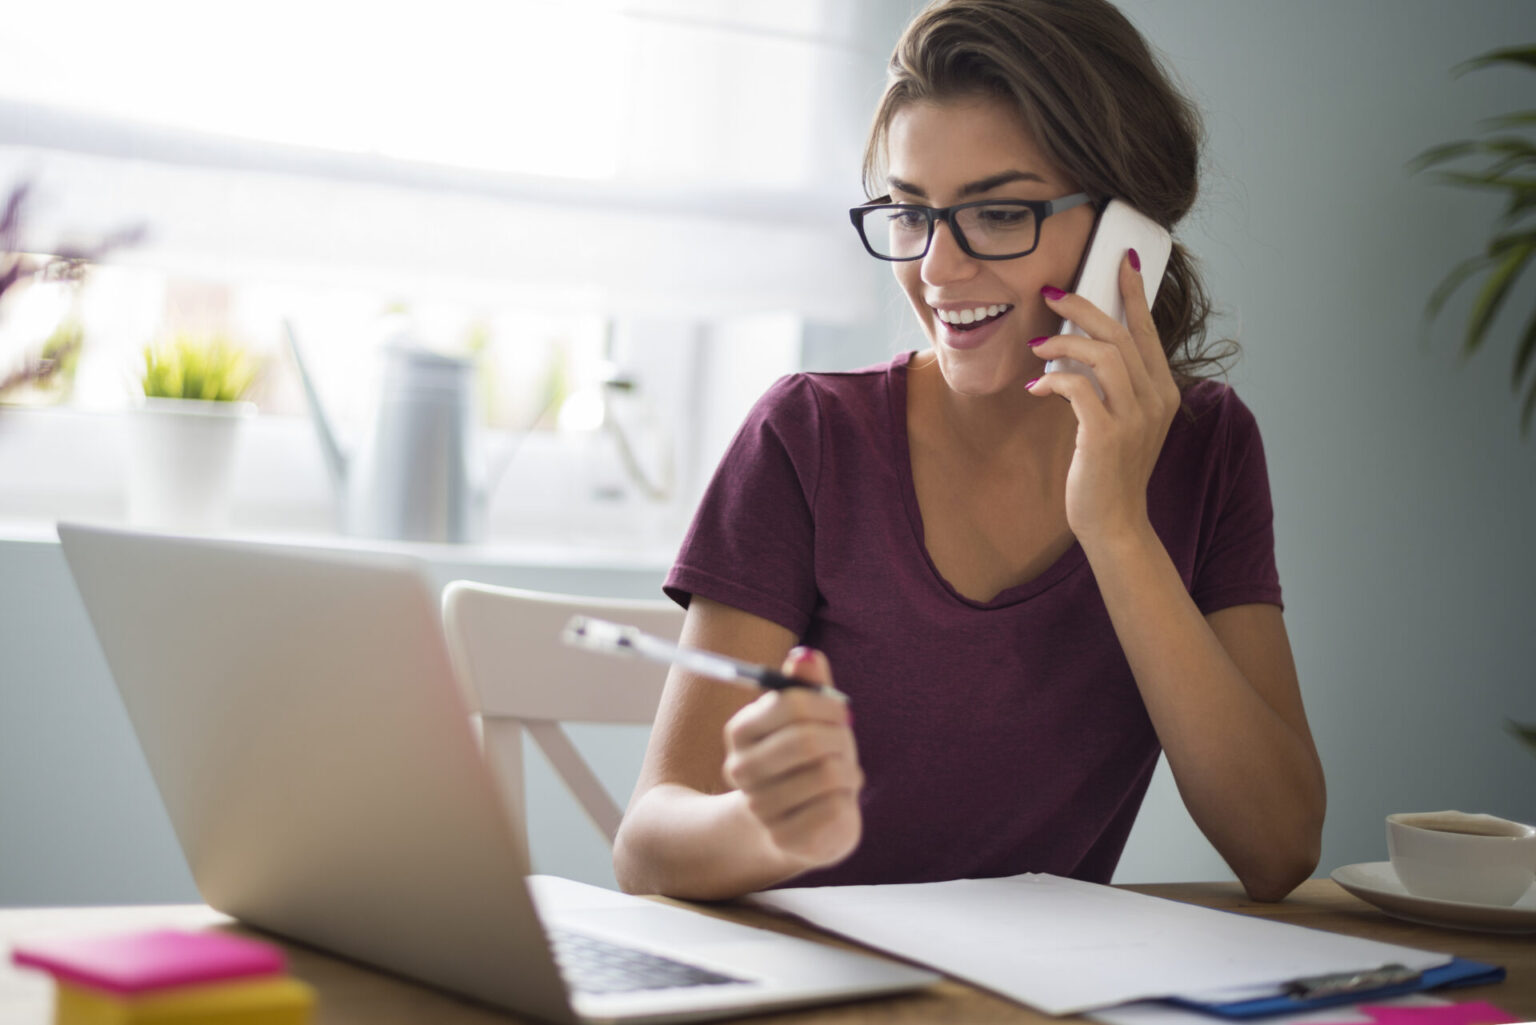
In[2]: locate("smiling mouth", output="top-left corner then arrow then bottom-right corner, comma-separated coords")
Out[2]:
933,304 -> 1012,331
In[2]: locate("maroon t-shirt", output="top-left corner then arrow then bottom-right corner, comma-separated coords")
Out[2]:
664,351 -> 1282,886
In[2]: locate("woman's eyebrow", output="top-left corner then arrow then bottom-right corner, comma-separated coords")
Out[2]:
887,170 -> 1048,199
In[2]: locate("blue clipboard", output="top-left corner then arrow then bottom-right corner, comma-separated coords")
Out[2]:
1164,957 -> 1506,1019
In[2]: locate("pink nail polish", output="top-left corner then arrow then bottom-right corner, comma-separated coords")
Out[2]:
1027,336 -> 1049,347
1129,248 -> 1141,272
1040,285 -> 1067,301
1025,376 -> 1041,389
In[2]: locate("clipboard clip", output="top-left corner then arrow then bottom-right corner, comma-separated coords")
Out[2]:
1284,963 -> 1421,1001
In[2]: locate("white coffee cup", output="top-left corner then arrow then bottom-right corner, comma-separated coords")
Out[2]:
1386,810 -> 1536,906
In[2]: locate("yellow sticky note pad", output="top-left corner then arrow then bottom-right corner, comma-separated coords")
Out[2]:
54,975 -> 314,1025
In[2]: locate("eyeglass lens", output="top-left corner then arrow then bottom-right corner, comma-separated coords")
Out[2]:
859,204 -> 1040,259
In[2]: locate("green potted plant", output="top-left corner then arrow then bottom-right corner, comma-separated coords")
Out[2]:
1411,45 -> 1536,433
127,332 -> 261,533
1412,50 -> 1536,773
0,180 -> 140,404
140,333 -> 258,403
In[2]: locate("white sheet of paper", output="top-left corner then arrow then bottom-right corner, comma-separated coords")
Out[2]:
748,874 -> 1452,1016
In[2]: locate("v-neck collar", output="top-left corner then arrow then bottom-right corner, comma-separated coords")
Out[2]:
887,351 -> 1087,609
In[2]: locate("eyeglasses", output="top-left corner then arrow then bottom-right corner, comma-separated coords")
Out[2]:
849,192 -> 1095,261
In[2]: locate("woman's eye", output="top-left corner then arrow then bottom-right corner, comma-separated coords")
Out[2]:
977,206 -> 1034,228
887,209 -> 929,231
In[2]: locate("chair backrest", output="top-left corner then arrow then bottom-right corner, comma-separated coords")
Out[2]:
441,581 -> 683,859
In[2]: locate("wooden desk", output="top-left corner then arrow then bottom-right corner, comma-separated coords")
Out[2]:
2,881 -> 1531,1024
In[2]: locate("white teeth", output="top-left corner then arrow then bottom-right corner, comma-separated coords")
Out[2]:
934,304 -> 1011,325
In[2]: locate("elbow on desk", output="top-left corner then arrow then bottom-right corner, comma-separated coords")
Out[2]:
1237,832 -> 1323,903
1233,773 -> 1328,902
610,816 -> 733,901
610,822 -> 655,897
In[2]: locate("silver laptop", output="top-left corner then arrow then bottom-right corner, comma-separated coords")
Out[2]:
57,523 -> 936,1024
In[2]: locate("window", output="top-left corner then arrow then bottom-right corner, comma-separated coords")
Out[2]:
0,1 -> 902,550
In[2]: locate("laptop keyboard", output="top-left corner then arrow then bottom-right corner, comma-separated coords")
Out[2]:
548,929 -> 748,995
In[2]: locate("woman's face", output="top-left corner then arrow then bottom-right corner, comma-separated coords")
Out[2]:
885,95 -> 1096,398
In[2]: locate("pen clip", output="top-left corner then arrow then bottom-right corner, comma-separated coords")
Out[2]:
1284,963 -> 1420,1001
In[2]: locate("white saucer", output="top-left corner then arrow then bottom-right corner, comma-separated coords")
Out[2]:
1332,861 -> 1536,933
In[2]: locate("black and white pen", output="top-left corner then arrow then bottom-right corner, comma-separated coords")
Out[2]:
561,616 -> 849,703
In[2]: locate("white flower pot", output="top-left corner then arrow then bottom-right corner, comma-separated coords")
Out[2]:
126,398 -> 256,532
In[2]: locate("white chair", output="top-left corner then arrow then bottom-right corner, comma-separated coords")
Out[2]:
440,581 -> 683,868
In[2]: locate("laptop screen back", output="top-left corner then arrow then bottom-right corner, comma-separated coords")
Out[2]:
58,524 -> 575,1022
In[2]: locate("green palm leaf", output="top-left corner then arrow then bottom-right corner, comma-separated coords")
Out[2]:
1456,46 -> 1536,76
1513,310 -> 1536,390
1426,253 -> 1497,323
1432,171 -> 1536,193
1511,720 -> 1536,757
1413,44 -> 1536,436
1433,136 -> 1536,168
1489,230 -> 1536,255
1482,111 -> 1536,132
1507,189 -> 1536,220
1464,240 -> 1536,357
1407,139 -> 1482,174
1481,138 -> 1536,167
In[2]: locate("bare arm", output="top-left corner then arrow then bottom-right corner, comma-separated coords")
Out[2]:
1031,255 -> 1325,901
1086,530 -> 1325,900
612,597 -> 862,899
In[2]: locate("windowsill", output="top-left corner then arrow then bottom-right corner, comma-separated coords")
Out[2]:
0,517 -> 678,572
0,405 -> 687,573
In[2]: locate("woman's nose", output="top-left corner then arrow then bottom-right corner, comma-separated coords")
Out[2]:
920,220 -> 977,285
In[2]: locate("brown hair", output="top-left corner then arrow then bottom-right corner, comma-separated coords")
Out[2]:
864,0 -> 1235,384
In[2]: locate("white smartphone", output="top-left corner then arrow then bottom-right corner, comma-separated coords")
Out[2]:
1044,198 -> 1173,399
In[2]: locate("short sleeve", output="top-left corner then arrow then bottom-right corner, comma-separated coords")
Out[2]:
1189,392 -> 1284,614
663,374 -> 824,637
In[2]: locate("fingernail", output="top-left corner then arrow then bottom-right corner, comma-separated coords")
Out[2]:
1027,335 -> 1049,347
1024,376 -> 1041,389
1040,285 -> 1067,301
1128,248 -> 1141,272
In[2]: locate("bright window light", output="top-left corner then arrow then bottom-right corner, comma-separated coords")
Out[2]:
0,1 -> 627,180
0,1 -> 858,189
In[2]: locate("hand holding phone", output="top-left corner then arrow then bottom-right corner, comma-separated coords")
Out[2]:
1044,199 -> 1173,399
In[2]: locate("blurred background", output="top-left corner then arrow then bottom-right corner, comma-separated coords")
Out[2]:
1,0 -> 1533,904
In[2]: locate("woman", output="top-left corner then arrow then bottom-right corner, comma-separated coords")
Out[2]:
613,0 -> 1325,902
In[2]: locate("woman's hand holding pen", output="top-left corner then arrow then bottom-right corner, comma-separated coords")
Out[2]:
722,648 -> 863,872
1026,251 -> 1180,550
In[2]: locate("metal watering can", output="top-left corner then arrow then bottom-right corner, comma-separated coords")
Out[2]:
284,319 -> 512,544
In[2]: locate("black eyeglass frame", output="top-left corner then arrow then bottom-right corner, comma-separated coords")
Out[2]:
849,191 -> 1098,262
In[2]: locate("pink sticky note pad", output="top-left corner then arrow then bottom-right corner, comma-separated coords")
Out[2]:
1356,1003 -> 1521,1025
12,928 -> 285,996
